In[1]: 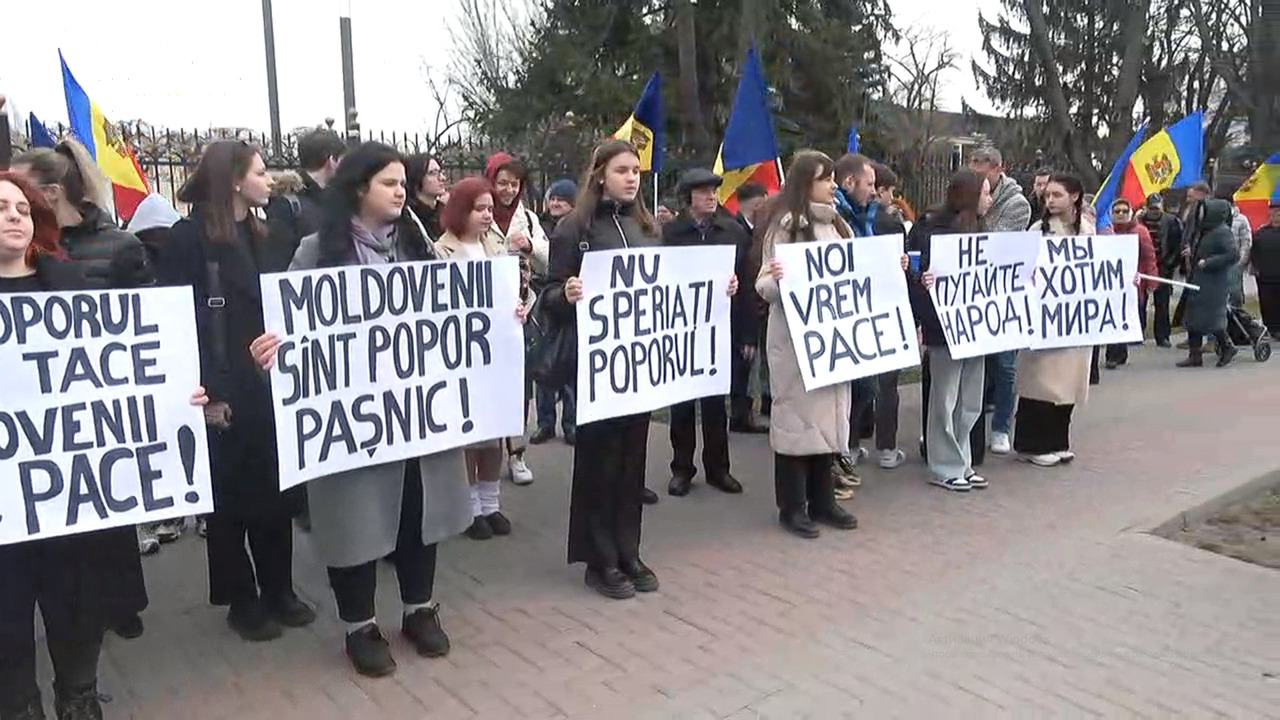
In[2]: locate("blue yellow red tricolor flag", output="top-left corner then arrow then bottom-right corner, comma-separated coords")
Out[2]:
612,72 -> 664,173
712,44 -> 780,213
1115,111 -> 1204,211
59,51 -> 150,220
1235,153 -> 1280,231
1093,120 -> 1150,230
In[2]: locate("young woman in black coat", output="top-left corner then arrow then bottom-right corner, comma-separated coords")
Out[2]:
153,141 -> 315,643
0,172 -> 209,720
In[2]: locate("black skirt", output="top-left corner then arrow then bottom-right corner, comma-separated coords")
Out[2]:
1012,398 -> 1073,455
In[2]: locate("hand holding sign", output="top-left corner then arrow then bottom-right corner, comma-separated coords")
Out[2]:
510,232 -> 531,252
563,277 -> 584,303
768,258 -> 784,281
250,332 -> 282,370
727,274 -> 739,297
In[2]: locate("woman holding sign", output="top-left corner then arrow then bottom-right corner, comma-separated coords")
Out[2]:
755,151 -> 860,539
255,142 -> 481,678
542,139 -> 665,599
433,176 -> 522,540
0,172 -> 211,720
1014,173 -> 1095,467
911,168 -> 993,492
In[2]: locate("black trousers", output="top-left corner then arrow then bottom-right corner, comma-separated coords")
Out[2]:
1188,329 -> 1232,353
1089,346 -> 1101,385
1152,283 -> 1173,342
874,371 -> 901,451
1257,280 -> 1280,335
920,353 -> 985,466
1172,287 -> 1189,328
0,585 -> 103,714
327,463 -> 437,623
567,413 -> 649,569
729,348 -> 754,422
205,510 -> 295,607
669,396 -> 730,480
848,377 -> 878,447
773,453 -> 836,514
1012,398 -> 1073,455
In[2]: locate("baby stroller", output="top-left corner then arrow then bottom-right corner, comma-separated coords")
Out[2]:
1226,304 -> 1272,362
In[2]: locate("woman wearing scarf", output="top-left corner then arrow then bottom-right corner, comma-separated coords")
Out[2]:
254,142 -> 519,679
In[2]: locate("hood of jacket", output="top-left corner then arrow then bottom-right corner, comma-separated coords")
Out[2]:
1199,198 -> 1231,232
128,194 -> 182,233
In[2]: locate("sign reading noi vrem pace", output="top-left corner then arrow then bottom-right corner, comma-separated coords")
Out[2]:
260,258 -> 525,488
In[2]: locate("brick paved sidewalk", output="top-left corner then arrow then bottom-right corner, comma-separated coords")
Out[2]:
75,342 -> 1279,718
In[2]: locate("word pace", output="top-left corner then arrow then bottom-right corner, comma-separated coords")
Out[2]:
583,257 -> 717,400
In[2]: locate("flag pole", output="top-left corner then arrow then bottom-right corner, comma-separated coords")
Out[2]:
652,172 -> 658,211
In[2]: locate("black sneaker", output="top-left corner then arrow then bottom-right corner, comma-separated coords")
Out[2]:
584,566 -> 636,599
619,559 -> 659,592
485,511 -> 512,536
402,605 -> 451,658
345,624 -> 396,677
112,614 -> 144,640
53,686 -> 101,720
227,600 -> 283,642
269,593 -> 317,628
529,428 -> 555,445
465,515 -> 493,540
1216,344 -> 1238,367
641,488 -> 659,505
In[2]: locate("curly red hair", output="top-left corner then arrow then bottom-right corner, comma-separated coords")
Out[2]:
439,176 -> 494,238
0,171 -> 63,266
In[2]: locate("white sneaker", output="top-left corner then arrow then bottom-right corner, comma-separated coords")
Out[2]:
509,456 -> 534,486
850,446 -> 869,465
137,525 -> 160,556
989,432 -> 1012,455
878,448 -> 906,469
1021,453 -> 1061,467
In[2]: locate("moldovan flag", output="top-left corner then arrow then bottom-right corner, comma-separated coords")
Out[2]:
1117,111 -> 1203,211
1093,120 -> 1149,230
60,51 -> 150,220
712,44 -> 780,214
1235,153 -> 1280,231
612,72 -> 664,173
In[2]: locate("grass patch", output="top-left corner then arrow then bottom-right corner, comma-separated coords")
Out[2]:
1171,482 -> 1280,570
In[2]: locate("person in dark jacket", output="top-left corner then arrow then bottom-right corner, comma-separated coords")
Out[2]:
831,153 -> 906,492
293,127 -> 345,232
542,140 -> 666,600
154,141 -> 316,643
1139,193 -> 1183,347
908,169 -> 993,492
0,171 -> 209,720
530,178 -> 579,445
1176,198 -> 1239,368
1249,200 -> 1280,335
660,168 -> 750,499
12,140 -> 160,638
405,153 -> 446,240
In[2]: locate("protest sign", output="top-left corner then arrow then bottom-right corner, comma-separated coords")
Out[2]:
775,234 -> 920,391
0,288 -> 211,546
576,245 -> 734,425
260,257 -> 525,488
927,231 -> 1041,359
1030,234 -> 1143,350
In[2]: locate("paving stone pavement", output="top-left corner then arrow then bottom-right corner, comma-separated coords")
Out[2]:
62,342 -> 1280,718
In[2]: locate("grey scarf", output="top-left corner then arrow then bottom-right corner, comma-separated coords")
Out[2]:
350,217 -> 398,265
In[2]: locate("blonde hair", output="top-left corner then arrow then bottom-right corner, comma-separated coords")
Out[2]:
14,138 -> 113,212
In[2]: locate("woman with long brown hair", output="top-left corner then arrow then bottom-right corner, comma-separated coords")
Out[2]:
756,150 -> 860,539
0,171 -> 208,720
913,168 -> 994,491
154,140 -> 315,643
542,139 -> 664,599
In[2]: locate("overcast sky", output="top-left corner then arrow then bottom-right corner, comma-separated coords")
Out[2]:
3,0 -> 1001,135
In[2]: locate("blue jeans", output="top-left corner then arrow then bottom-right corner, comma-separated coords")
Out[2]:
535,382 -> 576,435
987,350 -> 1017,435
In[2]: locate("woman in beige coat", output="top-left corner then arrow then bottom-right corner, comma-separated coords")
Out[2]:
1015,173 -> 1094,466
755,151 -> 858,539
433,176 -> 525,540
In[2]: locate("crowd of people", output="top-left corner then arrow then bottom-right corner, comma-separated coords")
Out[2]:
1,124 -> 1277,720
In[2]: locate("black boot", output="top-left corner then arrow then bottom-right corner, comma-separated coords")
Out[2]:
806,457 -> 858,530
641,487 -> 659,505
402,604 -> 451,658
775,454 -> 818,539
1216,343 -> 1238,367
667,472 -> 694,497
345,624 -> 396,677
584,566 -> 636,599
53,685 -> 101,720
1176,352 -> 1203,368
